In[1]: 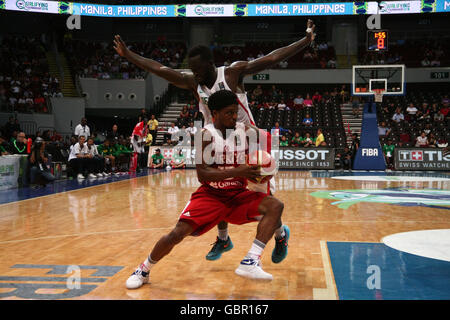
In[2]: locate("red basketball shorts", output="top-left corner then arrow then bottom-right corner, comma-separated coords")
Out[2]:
179,185 -> 269,236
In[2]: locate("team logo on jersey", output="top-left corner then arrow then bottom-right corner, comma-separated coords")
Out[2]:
310,188 -> 450,210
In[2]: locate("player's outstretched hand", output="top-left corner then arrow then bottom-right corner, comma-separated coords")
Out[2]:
235,164 -> 261,180
113,35 -> 128,57
306,19 -> 316,42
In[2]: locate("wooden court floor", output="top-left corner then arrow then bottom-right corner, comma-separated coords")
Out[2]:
0,170 -> 449,300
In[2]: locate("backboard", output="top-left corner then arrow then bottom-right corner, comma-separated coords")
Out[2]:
352,64 -> 406,97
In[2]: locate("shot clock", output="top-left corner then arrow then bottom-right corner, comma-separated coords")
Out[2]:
367,30 -> 388,52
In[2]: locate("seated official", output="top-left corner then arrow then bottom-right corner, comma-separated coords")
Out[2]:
68,135 -> 97,179
0,136 -> 11,155
11,132 -> 28,155
150,148 -> 165,169
336,146 -> 352,170
28,137 -> 55,187
170,149 -> 186,169
87,137 -> 109,177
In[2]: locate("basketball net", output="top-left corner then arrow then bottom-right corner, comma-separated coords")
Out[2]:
373,89 -> 384,103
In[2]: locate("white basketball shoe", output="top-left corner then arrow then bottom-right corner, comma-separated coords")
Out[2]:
126,264 -> 149,289
235,258 -> 273,280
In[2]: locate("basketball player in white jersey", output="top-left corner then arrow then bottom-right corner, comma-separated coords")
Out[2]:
113,19 -> 315,262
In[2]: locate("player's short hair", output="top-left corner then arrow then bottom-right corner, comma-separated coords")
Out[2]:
208,90 -> 238,112
188,45 -> 213,62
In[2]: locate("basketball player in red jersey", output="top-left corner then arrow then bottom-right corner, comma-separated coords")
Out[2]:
126,90 -> 287,288
114,19 -> 315,262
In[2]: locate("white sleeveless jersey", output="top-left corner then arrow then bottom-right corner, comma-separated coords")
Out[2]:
201,122 -> 248,191
197,66 -> 255,126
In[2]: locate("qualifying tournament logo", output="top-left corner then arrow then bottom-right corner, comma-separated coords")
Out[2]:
16,0 -> 49,11
194,5 -> 225,16
0,0 -> 5,10
311,188 -> 450,210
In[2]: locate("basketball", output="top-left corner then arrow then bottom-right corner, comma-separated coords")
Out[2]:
247,150 -> 278,184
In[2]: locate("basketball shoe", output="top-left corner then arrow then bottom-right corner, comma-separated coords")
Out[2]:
206,236 -> 234,261
271,225 -> 290,263
126,264 -> 149,289
235,258 -> 273,280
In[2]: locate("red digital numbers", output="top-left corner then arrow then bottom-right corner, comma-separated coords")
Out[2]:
374,32 -> 386,49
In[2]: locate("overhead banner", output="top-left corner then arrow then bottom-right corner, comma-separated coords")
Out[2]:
71,3 -> 175,17
395,148 -> 450,171
1,1 -> 447,17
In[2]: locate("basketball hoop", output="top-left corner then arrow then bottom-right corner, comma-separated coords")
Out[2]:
373,89 -> 384,103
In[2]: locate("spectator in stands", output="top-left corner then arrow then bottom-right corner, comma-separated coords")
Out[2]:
279,135 -> 289,147
392,108 -> 405,123
302,132 -> 315,148
336,146 -> 352,170
302,114 -> 314,126
416,103 -> 430,122
3,116 -> 20,140
138,108 -> 148,122
252,85 -> 263,99
442,95 -> 450,105
166,122 -> 180,146
434,109 -> 444,122
179,106 -> 190,126
293,95 -> 304,108
303,94 -> 313,107
68,135 -> 96,180
188,101 -> 198,120
315,129 -> 325,147
271,122 -> 290,137
50,130 -> 62,143
108,124 -> 120,143
87,137 -> 107,177
147,114 -> 159,146
97,139 -> 116,173
170,149 -> 186,169
11,132 -> 27,155
277,99 -> 288,111
74,117 -> 91,139
415,132 -> 429,147
351,96 -> 361,118
149,148 -> 164,169
28,137 -> 55,188
350,133 -> 360,162
406,103 -> 418,121
440,104 -> 449,119
0,136 -> 11,155
290,132 -> 302,147
186,122 -> 198,145
312,92 -> 322,104
340,85 -> 349,104
378,121 -> 391,136
327,57 -> 337,69
399,132 -> 411,145
383,139 -> 395,170
424,123 -> 432,136
428,133 -> 438,148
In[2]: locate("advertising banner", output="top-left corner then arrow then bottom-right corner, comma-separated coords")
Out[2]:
273,147 -> 335,169
71,3 -> 175,17
186,4 -> 235,17
0,155 -> 22,190
5,0 -> 60,13
247,2 -> 354,16
395,148 -> 450,171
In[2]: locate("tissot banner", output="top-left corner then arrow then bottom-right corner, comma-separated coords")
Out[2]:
395,148 -> 450,170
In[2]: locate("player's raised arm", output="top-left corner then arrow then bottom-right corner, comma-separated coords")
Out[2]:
228,19 -> 316,76
113,35 -> 195,90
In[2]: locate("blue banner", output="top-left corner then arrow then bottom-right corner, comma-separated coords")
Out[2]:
436,0 -> 450,12
72,3 -> 175,17
248,3 -> 356,16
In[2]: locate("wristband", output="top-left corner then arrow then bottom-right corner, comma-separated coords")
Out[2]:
306,27 -> 312,33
